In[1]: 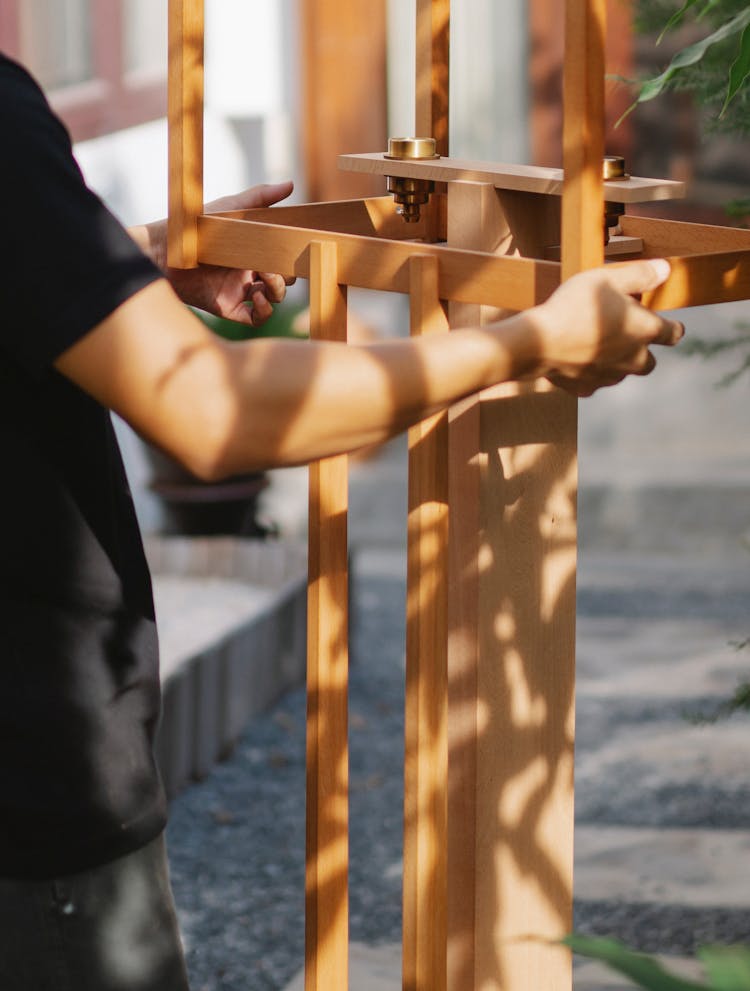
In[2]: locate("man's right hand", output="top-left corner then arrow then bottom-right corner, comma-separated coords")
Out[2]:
530,259 -> 684,396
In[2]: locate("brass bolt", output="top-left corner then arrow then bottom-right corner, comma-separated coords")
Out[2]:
384,137 -> 440,223
603,155 -> 629,244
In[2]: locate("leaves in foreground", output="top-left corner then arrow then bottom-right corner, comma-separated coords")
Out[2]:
563,934 -> 750,991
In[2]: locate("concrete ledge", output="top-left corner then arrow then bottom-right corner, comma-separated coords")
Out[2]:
145,536 -> 307,799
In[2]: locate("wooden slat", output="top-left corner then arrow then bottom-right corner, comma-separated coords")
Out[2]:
221,196 -> 429,240
339,154 -> 685,204
301,0 -> 387,201
305,241 -> 350,991
197,215 -> 561,310
403,254 -> 450,991
416,0 -> 450,153
167,0 -> 204,269
561,0 -> 606,277
640,251 -> 750,310
621,214 -> 750,255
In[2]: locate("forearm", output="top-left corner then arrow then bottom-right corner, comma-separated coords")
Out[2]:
217,313 -> 542,472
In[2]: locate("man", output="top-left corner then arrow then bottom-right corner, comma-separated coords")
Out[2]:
0,50 -> 682,991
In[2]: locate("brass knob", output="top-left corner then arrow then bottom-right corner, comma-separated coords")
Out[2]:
384,136 -> 439,223
603,155 -> 627,181
385,137 -> 440,161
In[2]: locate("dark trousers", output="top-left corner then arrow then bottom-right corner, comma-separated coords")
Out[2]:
0,833 -> 190,991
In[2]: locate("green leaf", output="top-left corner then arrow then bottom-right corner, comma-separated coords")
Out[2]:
563,935 -> 710,991
721,22 -> 750,116
636,7 -> 750,106
657,0 -> 705,44
698,945 -> 750,990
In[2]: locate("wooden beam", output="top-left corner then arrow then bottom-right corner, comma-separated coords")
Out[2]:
197,215 -> 562,310
416,0 -> 450,153
621,214 -> 750,255
305,241 -> 350,991
167,0 -> 204,268
641,251 -> 750,310
403,254 -> 450,991
221,196 -> 430,240
561,0 -> 606,277
445,182 -> 512,991
339,154 -> 684,203
300,0 -> 387,201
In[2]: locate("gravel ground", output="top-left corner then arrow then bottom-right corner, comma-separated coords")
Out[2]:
166,574 -> 407,991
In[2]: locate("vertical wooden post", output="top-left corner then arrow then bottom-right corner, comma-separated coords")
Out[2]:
444,98 -> 586,991
445,182 -> 511,991
403,255 -> 450,991
305,241 -> 350,991
416,0 -> 450,242
167,0 -> 204,269
415,0 -> 450,154
300,0 -> 388,200
562,0 -> 606,277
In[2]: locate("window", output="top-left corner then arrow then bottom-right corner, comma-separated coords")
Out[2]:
0,0 -> 167,141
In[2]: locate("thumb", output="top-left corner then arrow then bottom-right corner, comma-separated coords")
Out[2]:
242,180 -> 294,209
206,180 -> 294,215
603,258 -> 672,297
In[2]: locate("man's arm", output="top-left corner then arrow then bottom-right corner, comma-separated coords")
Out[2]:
53,260 -> 683,480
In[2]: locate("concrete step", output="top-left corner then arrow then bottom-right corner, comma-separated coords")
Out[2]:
146,536 -> 308,798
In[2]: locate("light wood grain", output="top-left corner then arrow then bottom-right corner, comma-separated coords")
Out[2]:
301,0 -> 387,201
445,182 -> 506,991
403,254 -> 450,991
305,242 -> 350,991
167,0 -> 204,269
220,196 -> 429,240
416,0 -> 450,154
197,215 -> 561,310
339,153 -> 685,204
621,214 -> 750,255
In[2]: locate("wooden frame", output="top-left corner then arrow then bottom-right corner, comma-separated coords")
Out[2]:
167,1 -> 750,989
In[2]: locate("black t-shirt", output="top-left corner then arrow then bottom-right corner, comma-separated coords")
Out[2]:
0,54 -> 167,878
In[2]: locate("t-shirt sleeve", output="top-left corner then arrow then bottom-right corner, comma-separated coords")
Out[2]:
0,56 -> 162,377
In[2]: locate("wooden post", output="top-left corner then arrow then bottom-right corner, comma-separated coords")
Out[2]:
168,0 -> 204,269
562,0 -> 606,277
445,174 -> 577,991
416,0 -> 450,154
305,241 -> 350,991
300,0 -> 388,201
403,255 -> 450,991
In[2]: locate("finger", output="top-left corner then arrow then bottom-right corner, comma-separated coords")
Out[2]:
633,348 -> 657,377
651,316 -> 685,347
604,258 -> 672,297
255,272 -> 288,304
249,289 -> 274,326
246,180 -> 294,210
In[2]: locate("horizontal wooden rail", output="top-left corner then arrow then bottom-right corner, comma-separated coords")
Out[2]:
622,214 -> 750,255
339,153 -> 685,204
198,214 -> 561,310
199,212 -> 750,313
221,196 -> 430,240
